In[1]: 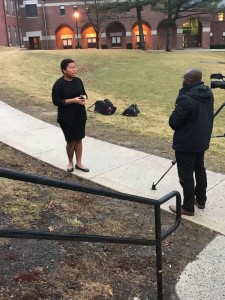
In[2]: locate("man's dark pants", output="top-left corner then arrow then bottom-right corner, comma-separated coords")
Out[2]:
175,150 -> 207,213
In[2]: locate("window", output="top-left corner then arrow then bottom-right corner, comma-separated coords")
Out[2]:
223,32 -> 225,41
25,4 -> 38,17
112,36 -> 121,47
16,1 -> 20,17
29,37 -> 41,49
7,26 -> 11,46
210,32 -> 213,43
136,35 -> 145,44
11,0 -> 15,15
60,5 -> 65,16
87,37 -> 96,48
218,12 -> 224,21
14,26 -> 17,44
62,39 -> 72,49
4,0 -> 9,15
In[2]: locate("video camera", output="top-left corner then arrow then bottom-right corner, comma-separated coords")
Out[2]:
210,73 -> 225,89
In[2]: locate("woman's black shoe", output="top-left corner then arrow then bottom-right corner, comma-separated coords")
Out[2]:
75,164 -> 89,172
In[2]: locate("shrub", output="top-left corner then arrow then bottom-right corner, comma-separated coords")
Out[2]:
210,44 -> 225,49
126,43 -> 133,49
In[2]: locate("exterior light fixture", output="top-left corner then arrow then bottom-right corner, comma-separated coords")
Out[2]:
73,6 -> 80,48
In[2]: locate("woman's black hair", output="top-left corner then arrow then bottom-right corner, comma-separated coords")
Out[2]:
60,58 -> 74,73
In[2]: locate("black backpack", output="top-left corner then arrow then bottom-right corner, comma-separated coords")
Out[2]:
88,99 -> 117,115
122,104 -> 140,117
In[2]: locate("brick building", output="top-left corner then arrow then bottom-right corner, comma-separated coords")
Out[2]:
1,0 -> 225,50
0,0 -> 22,47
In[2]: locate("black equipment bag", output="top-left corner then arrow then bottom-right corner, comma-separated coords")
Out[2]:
88,99 -> 117,115
122,103 -> 140,117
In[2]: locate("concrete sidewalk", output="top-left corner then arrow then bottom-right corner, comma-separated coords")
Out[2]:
0,100 -> 225,299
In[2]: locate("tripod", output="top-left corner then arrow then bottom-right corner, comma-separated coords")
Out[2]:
151,101 -> 225,190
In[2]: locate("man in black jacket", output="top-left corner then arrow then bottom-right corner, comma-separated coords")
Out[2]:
169,68 -> 214,216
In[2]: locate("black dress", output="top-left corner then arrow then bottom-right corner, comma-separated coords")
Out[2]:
52,76 -> 87,142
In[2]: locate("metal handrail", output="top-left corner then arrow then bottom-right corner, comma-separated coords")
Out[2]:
0,167 -> 181,300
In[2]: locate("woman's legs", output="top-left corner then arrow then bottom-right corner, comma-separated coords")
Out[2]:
66,141 -> 76,169
74,139 -> 84,168
66,139 -> 86,169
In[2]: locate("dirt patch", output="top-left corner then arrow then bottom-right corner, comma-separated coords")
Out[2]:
0,141 -> 218,299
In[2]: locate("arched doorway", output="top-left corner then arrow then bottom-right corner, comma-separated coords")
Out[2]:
131,22 -> 151,49
55,25 -> 75,49
81,25 -> 97,49
157,21 -> 177,50
182,18 -> 202,48
106,22 -> 126,49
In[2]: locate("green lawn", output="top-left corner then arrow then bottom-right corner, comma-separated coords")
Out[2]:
0,47 -> 225,157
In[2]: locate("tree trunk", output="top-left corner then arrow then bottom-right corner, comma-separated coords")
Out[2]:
136,5 -> 145,50
165,0 -> 172,52
96,34 -> 100,49
166,24 -> 172,51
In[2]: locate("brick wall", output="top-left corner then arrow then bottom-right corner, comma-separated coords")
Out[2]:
1,1 -> 225,50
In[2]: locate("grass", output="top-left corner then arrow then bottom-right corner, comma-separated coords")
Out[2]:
0,47 -> 222,298
0,47 -> 225,156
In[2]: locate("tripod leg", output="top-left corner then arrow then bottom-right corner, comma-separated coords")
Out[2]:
151,161 -> 176,190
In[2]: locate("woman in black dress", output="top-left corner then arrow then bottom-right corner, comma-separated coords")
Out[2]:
52,58 -> 89,172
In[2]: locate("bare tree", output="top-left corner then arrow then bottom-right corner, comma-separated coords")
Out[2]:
83,0 -> 223,50
148,0 -> 223,51
112,0 -> 153,50
84,0 -> 151,50
84,0 -> 119,49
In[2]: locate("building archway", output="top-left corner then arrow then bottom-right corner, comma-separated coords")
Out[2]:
131,22 -> 151,49
81,25 -> 97,49
55,24 -> 75,49
182,18 -> 202,48
157,21 -> 177,50
105,22 -> 126,49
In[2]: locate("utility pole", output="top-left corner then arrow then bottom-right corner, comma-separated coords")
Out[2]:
42,0 -> 49,49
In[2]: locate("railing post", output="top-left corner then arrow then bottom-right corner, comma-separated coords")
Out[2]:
0,167 -> 182,299
155,205 -> 163,300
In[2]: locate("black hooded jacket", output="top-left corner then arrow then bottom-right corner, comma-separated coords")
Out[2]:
169,81 -> 214,152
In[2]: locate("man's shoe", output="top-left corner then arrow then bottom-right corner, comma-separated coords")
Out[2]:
169,205 -> 194,216
195,200 -> 205,209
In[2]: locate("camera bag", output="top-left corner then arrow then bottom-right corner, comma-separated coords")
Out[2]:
88,99 -> 117,115
122,103 -> 140,117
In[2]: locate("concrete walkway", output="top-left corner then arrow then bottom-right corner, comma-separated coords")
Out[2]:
0,100 -> 225,299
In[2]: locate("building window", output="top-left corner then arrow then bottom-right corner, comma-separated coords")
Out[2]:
11,0 -> 15,15
4,0 -> 9,15
14,26 -> 17,44
62,39 -> 72,49
210,32 -> 213,43
87,37 -> 97,48
218,12 -> 224,21
60,5 -> 65,15
223,32 -> 225,41
25,4 -> 38,17
29,37 -> 41,49
136,35 -> 146,47
112,36 -> 121,47
16,0 -> 20,17
7,26 -> 11,46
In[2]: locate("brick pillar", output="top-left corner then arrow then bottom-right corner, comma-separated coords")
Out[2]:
202,27 -> 210,48
151,29 -> 158,50
126,31 -> 132,49
177,28 -> 183,49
